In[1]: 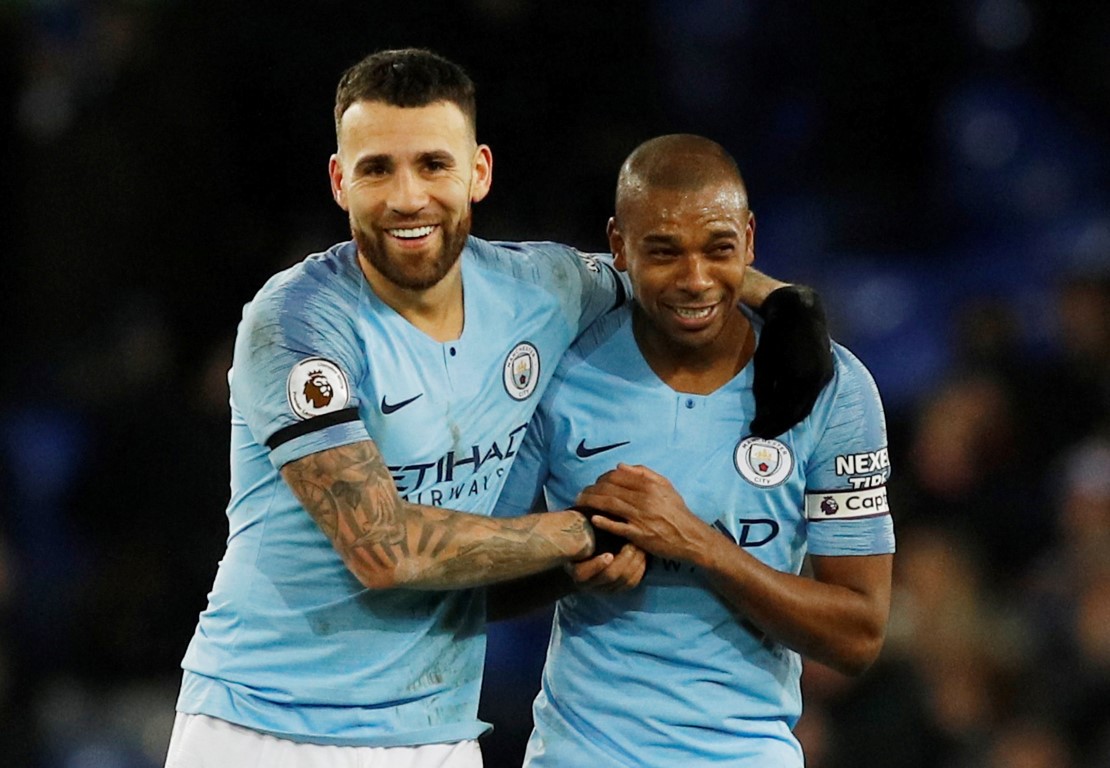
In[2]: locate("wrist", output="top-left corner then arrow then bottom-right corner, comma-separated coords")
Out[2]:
570,505 -> 632,557
688,521 -> 730,571
742,268 -> 789,308
559,508 -> 595,560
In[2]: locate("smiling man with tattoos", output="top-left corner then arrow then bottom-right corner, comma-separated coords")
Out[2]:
164,49 -> 833,768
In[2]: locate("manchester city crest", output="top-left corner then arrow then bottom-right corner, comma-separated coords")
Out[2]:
734,436 -> 794,487
503,342 -> 540,400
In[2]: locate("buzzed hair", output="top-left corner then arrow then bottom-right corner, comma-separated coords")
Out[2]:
615,134 -> 747,221
334,48 -> 477,138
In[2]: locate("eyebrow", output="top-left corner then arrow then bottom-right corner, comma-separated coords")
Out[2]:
417,150 -> 456,165
354,153 -> 391,170
641,227 -> 739,246
353,150 -> 457,170
704,226 -> 741,240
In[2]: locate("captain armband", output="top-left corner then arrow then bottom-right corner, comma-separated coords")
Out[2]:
804,485 -> 889,521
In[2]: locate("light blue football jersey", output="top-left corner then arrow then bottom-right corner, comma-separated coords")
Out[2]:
495,304 -> 894,767
176,237 -> 623,746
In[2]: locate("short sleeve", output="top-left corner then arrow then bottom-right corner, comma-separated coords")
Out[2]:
804,346 -> 895,556
480,240 -> 627,337
569,250 -> 629,336
230,276 -> 370,469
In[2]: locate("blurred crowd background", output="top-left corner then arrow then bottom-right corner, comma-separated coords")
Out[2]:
1,1 -> 1109,766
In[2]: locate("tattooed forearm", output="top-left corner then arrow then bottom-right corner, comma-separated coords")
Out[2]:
282,441 -> 595,590
389,502 -> 592,589
403,513 -> 565,588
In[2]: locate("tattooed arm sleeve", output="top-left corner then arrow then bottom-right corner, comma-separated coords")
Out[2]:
281,440 -> 596,590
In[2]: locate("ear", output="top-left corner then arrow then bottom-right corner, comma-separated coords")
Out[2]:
470,144 -> 493,203
745,211 -> 756,266
607,217 -> 628,272
328,154 -> 347,211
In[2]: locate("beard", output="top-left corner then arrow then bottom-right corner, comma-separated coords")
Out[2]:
352,211 -> 472,292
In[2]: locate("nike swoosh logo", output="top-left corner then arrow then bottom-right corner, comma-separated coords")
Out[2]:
575,439 -> 630,458
380,393 -> 423,414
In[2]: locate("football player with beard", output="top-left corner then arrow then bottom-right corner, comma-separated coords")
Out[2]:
165,49 -> 833,768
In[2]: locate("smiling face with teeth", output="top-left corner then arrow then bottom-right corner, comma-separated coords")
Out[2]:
608,136 -> 755,381
329,100 -> 492,301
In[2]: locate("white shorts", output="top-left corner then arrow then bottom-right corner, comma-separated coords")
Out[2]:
164,712 -> 484,768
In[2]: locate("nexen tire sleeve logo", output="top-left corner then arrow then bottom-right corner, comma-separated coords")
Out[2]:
804,486 -> 889,520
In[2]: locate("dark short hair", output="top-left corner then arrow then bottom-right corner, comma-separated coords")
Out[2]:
615,134 -> 747,221
334,48 -> 477,137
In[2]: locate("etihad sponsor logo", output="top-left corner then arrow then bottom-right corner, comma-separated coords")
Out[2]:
648,519 -> 782,581
805,486 -> 889,520
713,517 -> 780,548
400,466 -> 508,507
390,423 -> 529,497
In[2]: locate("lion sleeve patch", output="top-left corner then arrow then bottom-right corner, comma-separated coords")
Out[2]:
286,358 -> 352,419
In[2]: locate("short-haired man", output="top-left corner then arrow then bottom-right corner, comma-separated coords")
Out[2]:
494,134 -> 894,767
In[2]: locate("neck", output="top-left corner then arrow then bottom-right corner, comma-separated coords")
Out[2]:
633,307 -> 755,395
359,256 -> 465,342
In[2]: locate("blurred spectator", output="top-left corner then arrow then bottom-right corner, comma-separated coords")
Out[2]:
1030,274 -> 1110,444
892,374 -> 1047,585
796,523 -> 1023,768
889,525 -> 1026,761
1022,439 -> 1110,766
797,656 -> 944,768
982,716 -> 1077,768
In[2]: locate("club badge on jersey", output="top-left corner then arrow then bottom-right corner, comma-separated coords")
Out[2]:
734,436 -> 795,488
286,357 -> 352,419
503,342 -> 540,400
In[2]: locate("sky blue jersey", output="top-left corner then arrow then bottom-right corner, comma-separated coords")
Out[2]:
176,237 -> 622,747
495,304 -> 894,767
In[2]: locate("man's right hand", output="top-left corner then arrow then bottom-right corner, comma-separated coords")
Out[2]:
565,540 -> 647,593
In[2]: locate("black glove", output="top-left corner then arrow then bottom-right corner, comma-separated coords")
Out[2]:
750,285 -> 833,439
573,506 -> 629,556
